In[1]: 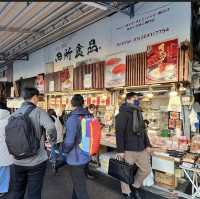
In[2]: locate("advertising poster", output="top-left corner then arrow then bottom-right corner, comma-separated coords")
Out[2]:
36,74 -> 45,94
105,53 -> 126,88
60,66 -> 73,91
146,39 -> 178,84
49,81 -> 55,92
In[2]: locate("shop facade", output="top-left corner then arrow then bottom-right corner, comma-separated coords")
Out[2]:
8,2 -> 200,198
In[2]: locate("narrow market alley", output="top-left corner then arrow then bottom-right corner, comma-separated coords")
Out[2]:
3,164 -> 187,199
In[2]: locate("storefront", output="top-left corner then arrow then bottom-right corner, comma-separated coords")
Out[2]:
8,2 -> 200,198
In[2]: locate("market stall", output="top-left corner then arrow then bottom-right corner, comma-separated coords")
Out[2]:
35,36 -> 200,197
5,1 -> 199,197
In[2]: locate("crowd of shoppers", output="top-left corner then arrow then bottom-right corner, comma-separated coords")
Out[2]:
0,87 -> 150,199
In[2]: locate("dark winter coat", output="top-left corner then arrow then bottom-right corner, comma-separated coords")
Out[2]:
115,103 -> 151,153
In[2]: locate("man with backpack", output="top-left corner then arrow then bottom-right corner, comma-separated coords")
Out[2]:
6,87 -> 57,199
64,94 -> 101,199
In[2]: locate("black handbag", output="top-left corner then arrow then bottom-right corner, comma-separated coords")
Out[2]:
108,158 -> 138,185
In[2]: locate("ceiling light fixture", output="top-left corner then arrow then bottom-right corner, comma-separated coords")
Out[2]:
82,2 -> 108,10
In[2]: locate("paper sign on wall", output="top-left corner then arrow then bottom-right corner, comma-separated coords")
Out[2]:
49,81 -> 55,92
84,73 -> 92,88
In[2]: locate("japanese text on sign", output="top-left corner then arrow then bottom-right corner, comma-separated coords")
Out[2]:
55,39 -> 101,62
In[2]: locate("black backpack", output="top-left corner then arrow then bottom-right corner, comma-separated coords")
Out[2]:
5,105 -> 40,160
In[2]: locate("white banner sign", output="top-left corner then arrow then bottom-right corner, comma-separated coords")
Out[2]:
111,2 -> 191,54
45,17 -> 110,67
44,2 -> 191,66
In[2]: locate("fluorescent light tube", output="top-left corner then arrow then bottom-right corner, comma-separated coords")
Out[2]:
82,2 -> 108,10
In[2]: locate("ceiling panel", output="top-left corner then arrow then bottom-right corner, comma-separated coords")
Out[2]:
0,3 -> 79,51
0,2 -> 69,50
0,2 -> 9,13
0,2 -> 129,63
33,3 -> 79,31
0,2 -> 26,26
22,2 -> 66,29
10,2 -> 50,28
0,2 -> 50,45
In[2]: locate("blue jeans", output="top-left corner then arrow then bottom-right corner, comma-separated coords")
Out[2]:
12,161 -> 47,199
0,166 -> 10,193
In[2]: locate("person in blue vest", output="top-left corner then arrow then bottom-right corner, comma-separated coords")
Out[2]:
64,94 -> 90,199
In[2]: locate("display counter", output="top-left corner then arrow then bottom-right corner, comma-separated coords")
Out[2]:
43,84 -> 200,196
101,133 -> 116,148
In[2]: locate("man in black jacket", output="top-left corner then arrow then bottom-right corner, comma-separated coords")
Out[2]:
115,92 -> 151,199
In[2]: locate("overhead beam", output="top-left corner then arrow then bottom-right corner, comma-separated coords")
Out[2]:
97,2 -> 132,16
0,53 -> 29,62
0,26 -> 44,35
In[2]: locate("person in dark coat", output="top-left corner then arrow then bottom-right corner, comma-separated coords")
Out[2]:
115,92 -> 151,199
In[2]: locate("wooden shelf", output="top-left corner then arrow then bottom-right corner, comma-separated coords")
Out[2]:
45,89 -> 107,96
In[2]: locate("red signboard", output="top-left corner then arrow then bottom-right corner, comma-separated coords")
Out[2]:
146,39 -> 179,84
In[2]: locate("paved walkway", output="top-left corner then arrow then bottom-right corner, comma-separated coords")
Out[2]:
3,164 -> 183,199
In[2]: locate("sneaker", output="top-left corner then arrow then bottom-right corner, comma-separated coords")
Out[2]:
131,189 -> 142,199
86,173 -> 96,180
0,193 -> 7,198
122,193 -> 135,199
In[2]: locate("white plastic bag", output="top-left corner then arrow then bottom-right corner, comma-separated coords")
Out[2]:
143,169 -> 154,187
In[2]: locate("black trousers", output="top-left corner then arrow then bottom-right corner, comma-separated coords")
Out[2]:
12,161 -> 47,199
69,164 -> 90,199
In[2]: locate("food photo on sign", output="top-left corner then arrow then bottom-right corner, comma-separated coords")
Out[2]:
60,66 -> 73,91
146,39 -> 179,84
36,74 -> 45,94
105,53 -> 126,88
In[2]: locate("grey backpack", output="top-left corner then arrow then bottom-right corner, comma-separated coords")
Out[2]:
5,106 -> 40,160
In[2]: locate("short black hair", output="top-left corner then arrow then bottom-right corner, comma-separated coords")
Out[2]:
126,92 -> 137,100
47,109 -> 57,117
88,104 -> 96,110
0,102 -> 8,110
71,94 -> 84,107
22,87 -> 39,100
